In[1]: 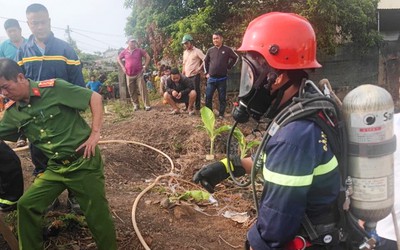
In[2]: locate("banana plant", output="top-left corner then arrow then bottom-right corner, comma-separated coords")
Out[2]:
231,128 -> 261,158
200,107 -> 232,159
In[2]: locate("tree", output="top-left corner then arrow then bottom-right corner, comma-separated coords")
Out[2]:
124,0 -> 381,62
301,0 -> 380,54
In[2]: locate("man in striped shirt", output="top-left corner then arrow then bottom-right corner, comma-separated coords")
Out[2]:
16,3 -> 84,86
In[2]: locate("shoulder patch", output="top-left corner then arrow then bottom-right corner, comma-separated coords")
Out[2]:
4,100 -> 16,110
38,79 -> 55,88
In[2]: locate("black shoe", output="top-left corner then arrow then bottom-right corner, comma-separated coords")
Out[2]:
0,202 -> 16,212
67,196 -> 83,215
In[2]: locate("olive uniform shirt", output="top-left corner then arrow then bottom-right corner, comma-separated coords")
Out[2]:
0,78 -> 93,172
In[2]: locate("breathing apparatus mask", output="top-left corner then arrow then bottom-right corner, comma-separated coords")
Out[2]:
232,52 -> 278,123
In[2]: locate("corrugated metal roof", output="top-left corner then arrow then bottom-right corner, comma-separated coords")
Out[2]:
378,0 -> 400,9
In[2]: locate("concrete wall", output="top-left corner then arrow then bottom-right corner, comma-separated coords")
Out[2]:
379,40 -> 400,103
309,41 -> 400,106
310,45 -> 379,88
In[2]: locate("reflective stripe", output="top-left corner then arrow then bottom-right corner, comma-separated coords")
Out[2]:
220,158 -> 233,171
314,156 -> 338,176
0,199 -> 17,205
263,156 -> 338,187
18,56 -> 81,66
264,168 -> 314,187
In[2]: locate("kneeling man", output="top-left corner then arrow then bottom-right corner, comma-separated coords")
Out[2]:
164,68 -> 196,115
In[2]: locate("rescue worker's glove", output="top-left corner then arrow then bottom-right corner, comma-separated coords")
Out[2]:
193,155 -> 246,193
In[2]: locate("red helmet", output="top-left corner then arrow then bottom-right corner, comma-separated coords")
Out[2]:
238,12 -> 321,70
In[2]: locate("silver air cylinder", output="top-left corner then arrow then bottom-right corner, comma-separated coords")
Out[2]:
342,84 -> 395,222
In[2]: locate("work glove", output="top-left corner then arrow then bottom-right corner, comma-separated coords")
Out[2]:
193,155 -> 246,193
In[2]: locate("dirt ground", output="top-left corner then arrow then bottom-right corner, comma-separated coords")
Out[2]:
1,98 -> 258,250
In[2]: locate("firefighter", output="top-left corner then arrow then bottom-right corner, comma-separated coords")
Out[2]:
193,12 -> 397,250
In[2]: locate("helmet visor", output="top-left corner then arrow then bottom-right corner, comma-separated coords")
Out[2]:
239,56 -> 256,97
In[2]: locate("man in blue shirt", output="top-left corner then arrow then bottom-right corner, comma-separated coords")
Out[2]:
0,19 -> 29,148
86,75 -> 102,93
0,19 -> 27,60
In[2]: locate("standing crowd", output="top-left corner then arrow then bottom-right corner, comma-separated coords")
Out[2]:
117,32 -> 239,117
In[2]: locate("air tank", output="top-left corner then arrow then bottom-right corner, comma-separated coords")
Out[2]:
342,84 -> 395,222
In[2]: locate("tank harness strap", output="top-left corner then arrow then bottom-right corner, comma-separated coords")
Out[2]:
300,112 -> 349,247
301,215 -> 319,240
300,215 -> 342,247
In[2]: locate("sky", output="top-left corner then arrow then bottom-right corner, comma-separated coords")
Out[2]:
0,0 -> 132,54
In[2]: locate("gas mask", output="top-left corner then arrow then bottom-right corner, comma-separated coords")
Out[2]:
232,52 -> 278,123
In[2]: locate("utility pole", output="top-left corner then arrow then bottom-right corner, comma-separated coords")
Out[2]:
65,25 -> 79,52
66,25 -> 73,45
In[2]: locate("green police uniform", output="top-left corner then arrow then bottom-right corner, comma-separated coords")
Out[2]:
0,79 -> 117,250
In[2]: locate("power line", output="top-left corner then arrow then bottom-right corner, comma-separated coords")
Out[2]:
0,15 -> 125,41
71,29 -> 120,48
70,27 -> 125,37
73,38 -> 109,51
71,30 -> 115,46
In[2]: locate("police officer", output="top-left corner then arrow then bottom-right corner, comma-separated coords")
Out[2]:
194,12 -> 396,250
0,58 -> 117,250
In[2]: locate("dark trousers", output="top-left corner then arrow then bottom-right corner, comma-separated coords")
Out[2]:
189,74 -> 201,110
205,77 -> 227,116
0,141 -> 23,202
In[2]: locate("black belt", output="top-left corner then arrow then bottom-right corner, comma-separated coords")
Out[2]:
53,147 -> 85,166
